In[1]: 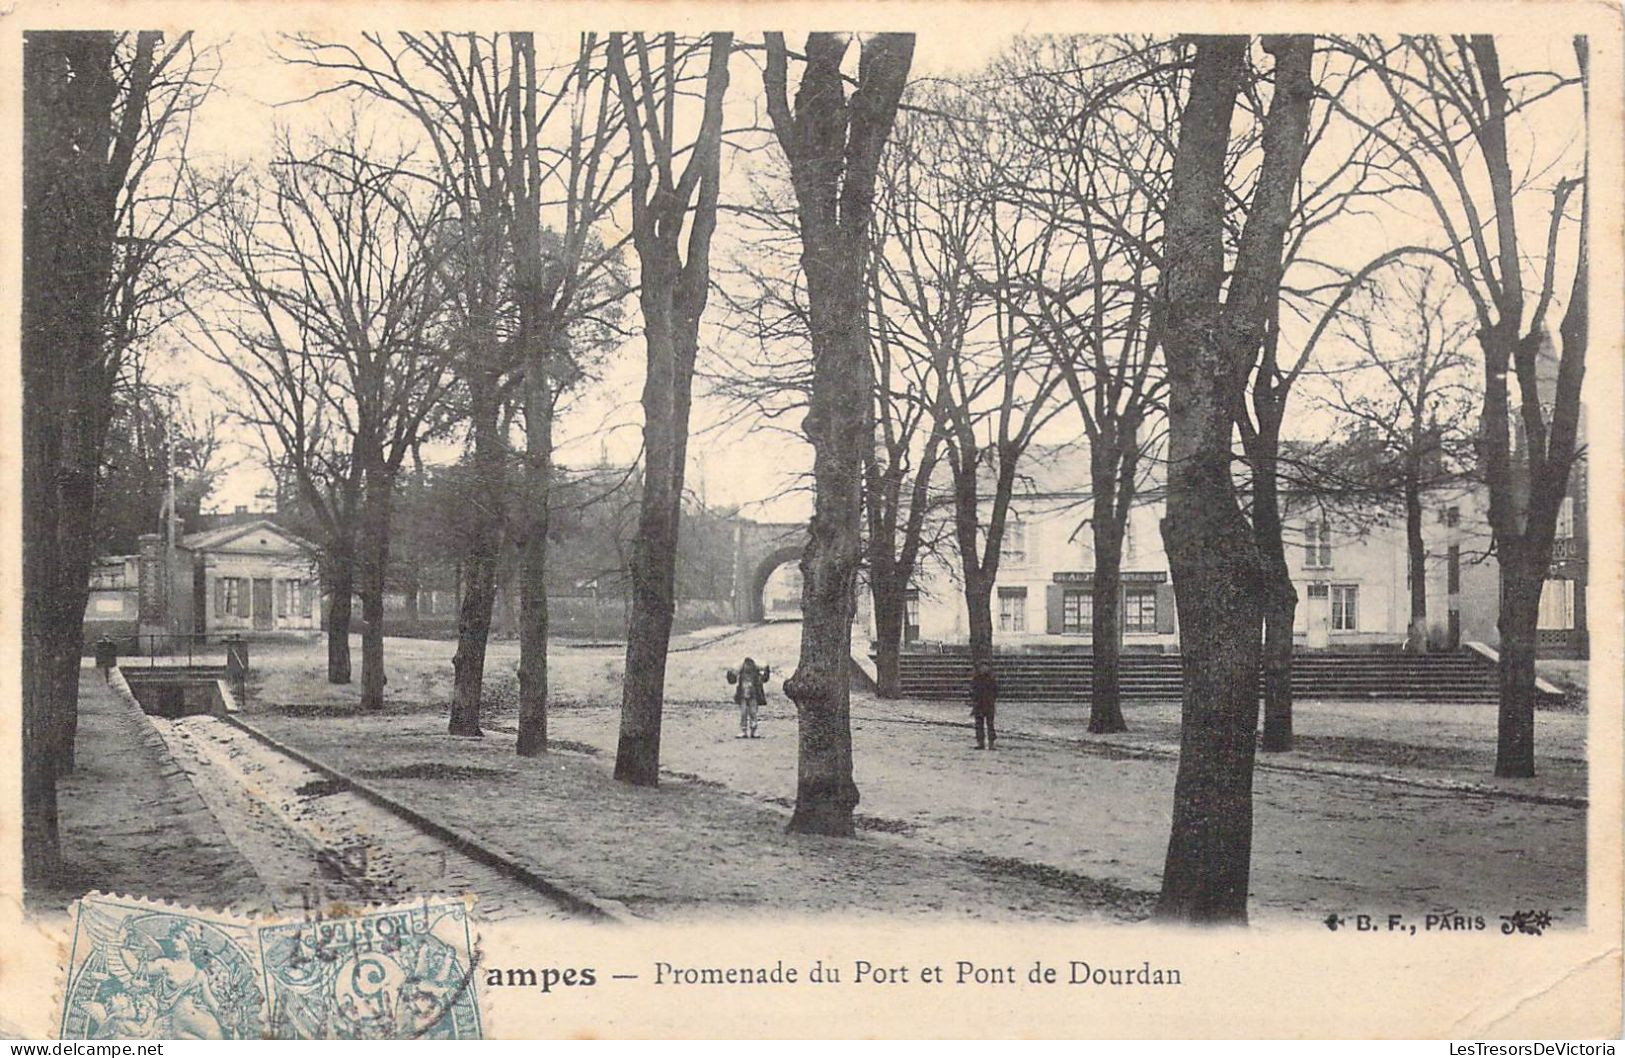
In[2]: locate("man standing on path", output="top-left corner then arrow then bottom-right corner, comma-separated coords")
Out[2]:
970,660 -> 997,749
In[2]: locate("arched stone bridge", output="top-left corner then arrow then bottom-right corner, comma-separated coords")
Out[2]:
730,519 -> 808,623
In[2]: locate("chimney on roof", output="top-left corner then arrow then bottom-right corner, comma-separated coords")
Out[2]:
235,505 -> 248,515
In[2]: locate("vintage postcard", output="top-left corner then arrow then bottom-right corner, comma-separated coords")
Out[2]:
1,0 -> 1620,1040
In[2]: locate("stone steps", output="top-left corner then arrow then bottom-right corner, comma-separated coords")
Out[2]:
895,651 -> 1514,703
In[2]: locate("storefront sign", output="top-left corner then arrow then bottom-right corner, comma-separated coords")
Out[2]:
1052,570 -> 1167,585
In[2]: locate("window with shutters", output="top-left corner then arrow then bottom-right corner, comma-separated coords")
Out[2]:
1062,589 -> 1092,634
284,578 -> 308,620
221,577 -> 242,617
1331,585 -> 1358,631
998,587 -> 1027,632
1124,588 -> 1157,633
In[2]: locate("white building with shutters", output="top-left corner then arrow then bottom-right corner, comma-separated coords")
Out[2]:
882,445 -> 1588,658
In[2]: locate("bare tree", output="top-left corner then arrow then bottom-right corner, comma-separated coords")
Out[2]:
764,31 -> 914,834
865,168 -> 953,698
186,209 -> 363,686
193,130 -> 455,711
284,33 -> 629,748
870,91 -> 1071,685
709,152 -> 951,700
1156,34 -> 1314,924
1332,36 -> 1588,777
286,33 -> 522,733
507,33 -> 630,756
1228,45 -> 1392,753
23,30 -> 214,882
608,32 -> 732,784
1313,266 -> 1478,650
989,36 -> 1171,732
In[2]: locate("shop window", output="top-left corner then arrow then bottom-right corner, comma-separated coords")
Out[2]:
1062,589 -> 1092,634
1124,588 -> 1157,633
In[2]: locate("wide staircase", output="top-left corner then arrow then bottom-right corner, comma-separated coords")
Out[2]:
895,650 -> 1507,703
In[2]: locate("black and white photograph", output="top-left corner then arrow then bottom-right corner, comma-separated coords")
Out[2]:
4,1 -> 1621,1040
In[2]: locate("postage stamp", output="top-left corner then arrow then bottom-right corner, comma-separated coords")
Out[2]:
257,898 -> 483,1040
57,894 -> 483,1040
59,894 -> 266,1040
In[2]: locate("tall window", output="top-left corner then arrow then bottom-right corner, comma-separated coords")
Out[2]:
1000,520 -> 1027,565
1062,589 -> 1092,634
219,577 -> 243,618
289,580 -> 312,618
1447,545 -> 1461,594
1331,584 -> 1358,631
1124,588 -> 1157,633
1304,521 -> 1333,568
903,589 -> 920,643
998,587 -> 1027,632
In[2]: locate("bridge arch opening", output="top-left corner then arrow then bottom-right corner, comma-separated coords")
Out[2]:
748,546 -> 804,623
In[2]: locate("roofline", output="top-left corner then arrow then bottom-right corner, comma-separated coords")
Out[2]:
180,518 -> 318,554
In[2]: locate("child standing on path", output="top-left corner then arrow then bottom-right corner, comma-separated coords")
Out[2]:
730,657 -> 770,739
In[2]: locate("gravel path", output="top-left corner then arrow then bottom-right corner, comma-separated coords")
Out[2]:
249,712 -> 1157,923
36,669 -> 267,913
235,627 -> 1586,924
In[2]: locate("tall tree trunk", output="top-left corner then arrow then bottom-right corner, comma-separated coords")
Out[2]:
605,31 -> 731,780
614,278 -> 692,783
326,555 -> 354,684
1495,556 -> 1542,778
963,571 -> 996,672
784,202 -> 872,836
1089,507 -> 1128,734
358,466 -> 393,712
1252,432 -> 1295,752
870,579 -> 906,699
516,357 -> 555,757
23,31 -> 148,880
1155,34 -> 1313,924
766,31 -> 913,836
450,378 -> 503,737
1404,466 -> 1428,653
1259,564 -> 1297,752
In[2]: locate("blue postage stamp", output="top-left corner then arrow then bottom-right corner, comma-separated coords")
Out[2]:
59,894 -> 266,1040
257,898 -> 484,1040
